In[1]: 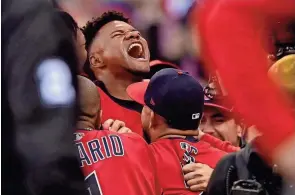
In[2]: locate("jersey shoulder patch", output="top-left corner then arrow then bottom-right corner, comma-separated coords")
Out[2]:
74,132 -> 85,141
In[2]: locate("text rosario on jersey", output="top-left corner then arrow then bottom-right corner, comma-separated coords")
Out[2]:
76,135 -> 124,167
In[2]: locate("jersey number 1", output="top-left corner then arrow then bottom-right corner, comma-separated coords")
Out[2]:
85,171 -> 103,195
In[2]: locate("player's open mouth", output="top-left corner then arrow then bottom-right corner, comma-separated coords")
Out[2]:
127,42 -> 145,60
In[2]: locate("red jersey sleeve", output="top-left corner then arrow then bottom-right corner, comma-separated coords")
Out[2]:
201,133 -> 240,152
194,0 -> 295,158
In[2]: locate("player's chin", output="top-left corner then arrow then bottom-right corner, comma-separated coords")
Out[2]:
134,65 -> 150,73
127,69 -> 150,78
126,62 -> 150,76
128,59 -> 150,71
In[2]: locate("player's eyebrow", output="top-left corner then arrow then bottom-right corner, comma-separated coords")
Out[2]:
110,30 -> 125,36
212,113 -> 224,118
129,29 -> 138,33
110,29 -> 138,36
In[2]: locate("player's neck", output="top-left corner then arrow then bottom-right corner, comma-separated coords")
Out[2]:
77,120 -> 95,130
102,73 -> 142,100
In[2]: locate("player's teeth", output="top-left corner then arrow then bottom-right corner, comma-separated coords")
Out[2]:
128,43 -> 142,52
139,46 -> 143,54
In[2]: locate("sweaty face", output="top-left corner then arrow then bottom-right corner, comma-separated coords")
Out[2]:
91,21 -> 150,74
75,29 -> 87,72
199,106 -> 241,146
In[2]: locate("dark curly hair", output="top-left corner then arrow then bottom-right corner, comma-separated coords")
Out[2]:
82,11 -> 130,50
82,11 -> 130,80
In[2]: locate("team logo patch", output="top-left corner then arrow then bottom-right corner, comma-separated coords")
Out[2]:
74,132 -> 85,141
150,98 -> 155,106
36,58 -> 76,107
192,113 -> 200,120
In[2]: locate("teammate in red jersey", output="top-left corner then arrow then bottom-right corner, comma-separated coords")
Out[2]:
75,76 -> 161,195
127,68 -> 227,195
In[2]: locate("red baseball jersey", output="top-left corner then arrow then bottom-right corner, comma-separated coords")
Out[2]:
75,130 -> 160,195
149,137 -> 227,195
98,87 -> 143,137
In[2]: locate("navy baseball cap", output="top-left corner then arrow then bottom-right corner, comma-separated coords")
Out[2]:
127,68 -> 204,130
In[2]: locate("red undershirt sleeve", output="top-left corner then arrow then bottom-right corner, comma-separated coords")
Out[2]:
201,134 -> 240,152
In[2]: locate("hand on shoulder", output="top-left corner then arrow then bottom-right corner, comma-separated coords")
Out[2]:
102,119 -> 132,133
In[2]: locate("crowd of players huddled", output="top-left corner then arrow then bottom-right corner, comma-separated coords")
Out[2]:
2,0 -> 295,195
56,8 -> 295,195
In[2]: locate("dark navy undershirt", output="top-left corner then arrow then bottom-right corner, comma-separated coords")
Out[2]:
95,81 -> 143,113
168,136 -> 199,143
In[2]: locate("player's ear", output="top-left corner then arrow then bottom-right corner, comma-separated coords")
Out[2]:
99,110 -> 103,129
100,110 -> 103,120
95,110 -> 103,129
237,124 -> 243,138
198,115 -> 203,128
149,110 -> 155,129
89,52 -> 105,69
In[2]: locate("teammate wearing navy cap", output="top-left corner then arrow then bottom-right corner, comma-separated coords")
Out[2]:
127,68 -> 227,195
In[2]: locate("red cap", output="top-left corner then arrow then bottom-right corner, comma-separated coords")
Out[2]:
127,81 -> 149,105
204,91 -> 232,112
145,60 -> 180,79
204,102 -> 232,112
150,60 -> 179,69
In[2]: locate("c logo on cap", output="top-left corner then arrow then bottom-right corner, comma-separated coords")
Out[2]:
150,98 -> 155,106
192,113 -> 200,120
